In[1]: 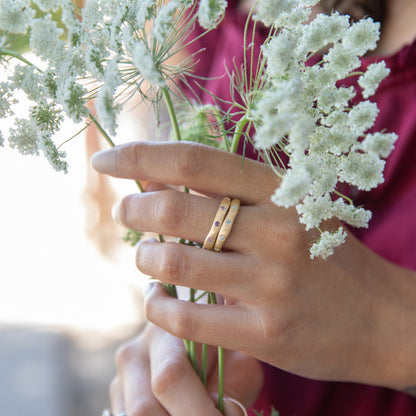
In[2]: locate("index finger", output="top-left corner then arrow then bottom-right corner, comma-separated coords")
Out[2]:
91,141 -> 279,204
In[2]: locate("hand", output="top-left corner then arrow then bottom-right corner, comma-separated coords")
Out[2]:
92,141 -> 416,391
109,323 -> 263,415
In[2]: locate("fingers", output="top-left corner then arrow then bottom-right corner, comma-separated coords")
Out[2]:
137,240 -> 257,301
148,330 -> 223,415
91,141 -> 278,204
109,376 -> 125,415
145,283 -> 257,353
115,335 -> 169,416
114,190 -> 259,252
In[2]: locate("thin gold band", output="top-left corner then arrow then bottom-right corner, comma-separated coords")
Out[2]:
213,199 -> 240,252
203,197 -> 231,251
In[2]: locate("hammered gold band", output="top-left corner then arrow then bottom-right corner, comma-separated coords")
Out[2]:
203,197 -> 240,252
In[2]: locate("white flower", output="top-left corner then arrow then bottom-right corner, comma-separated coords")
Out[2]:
332,198 -> 372,228
348,101 -> 379,135
132,42 -> 165,86
11,65 -> 46,102
0,82 -> 15,118
339,152 -> 385,191
271,167 -> 311,208
254,112 -> 293,149
310,227 -> 347,259
154,1 -> 179,43
254,0 -> 298,27
8,119 -> 40,156
361,132 -> 398,158
57,79 -> 89,123
301,12 -> 349,53
324,43 -> 361,78
262,30 -> 296,76
0,0 -> 34,34
358,61 -> 390,99
136,0 -> 157,29
39,135 -> 68,173
198,0 -> 227,29
343,18 -> 380,56
95,88 -> 120,136
29,16 -> 64,62
296,194 -> 333,230
103,57 -> 122,93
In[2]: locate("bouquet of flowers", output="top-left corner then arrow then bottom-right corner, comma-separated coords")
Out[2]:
0,0 -> 398,413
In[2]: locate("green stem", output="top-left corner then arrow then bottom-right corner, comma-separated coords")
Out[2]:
334,190 -> 354,205
218,346 -> 225,414
208,292 -> 224,413
201,343 -> 208,386
231,116 -> 249,154
162,87 -> 182,142
0,49 -> 43,72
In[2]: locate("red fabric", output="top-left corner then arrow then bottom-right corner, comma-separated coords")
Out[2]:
187,4 -> 416,415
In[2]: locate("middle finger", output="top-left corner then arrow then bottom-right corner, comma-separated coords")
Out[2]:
115,190 -> 259,253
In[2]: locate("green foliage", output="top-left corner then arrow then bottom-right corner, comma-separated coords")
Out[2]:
123,229 -> 143,246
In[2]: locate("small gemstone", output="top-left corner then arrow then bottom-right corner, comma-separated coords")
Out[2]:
215,221 -> 221,227
208,237 -> 214,243
232,205 -> 238,210
219,235 -> 225,241
221,206 -> 226,211
226,219 -> 232,225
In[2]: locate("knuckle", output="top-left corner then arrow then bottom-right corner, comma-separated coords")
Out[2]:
170,306 -> 200,340
118,194 -> 135,226
151,358 -> 187,398
158,244 -> 186,284
174,142 -> 208,178
115,339 -> 138,370
116,142 -> 141,177
154,190 -> 186,228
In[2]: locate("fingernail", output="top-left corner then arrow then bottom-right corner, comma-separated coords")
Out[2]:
145,281 -> 157,296
223,398 -> 248,416
91,149 -> 117,173
111,201 -> 121,224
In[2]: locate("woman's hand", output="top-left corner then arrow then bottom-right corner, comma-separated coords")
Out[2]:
92,141 -> 416,391
109,323 -> 263,415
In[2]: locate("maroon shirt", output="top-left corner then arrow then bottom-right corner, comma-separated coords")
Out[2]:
187,2 -> 416,414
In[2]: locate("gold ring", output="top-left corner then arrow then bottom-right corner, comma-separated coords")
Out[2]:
214,199 -> 240,252
203,197 -> 231,251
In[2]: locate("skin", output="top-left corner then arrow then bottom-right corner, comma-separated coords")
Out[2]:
92,1 -> 416,414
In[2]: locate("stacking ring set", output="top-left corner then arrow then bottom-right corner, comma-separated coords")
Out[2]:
203,197 -> 241,252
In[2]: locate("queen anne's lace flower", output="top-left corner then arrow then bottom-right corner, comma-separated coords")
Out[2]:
343,18 -> 380,56
8,119 -> 40,156
198,0 -> 227,29
361,132 -> 398,159
154,1 -> 178,43
29,17 -> 64,62
133,42 -> 165,86
358,61 -> 390,99
310,227 -> 347,259
0,0 -> 34,34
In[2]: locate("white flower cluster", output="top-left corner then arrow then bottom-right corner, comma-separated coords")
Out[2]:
251,0 -> 396,258
0,0 -> 228,171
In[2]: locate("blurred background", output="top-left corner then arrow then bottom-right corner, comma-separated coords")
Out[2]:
0,59 -> 155,415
